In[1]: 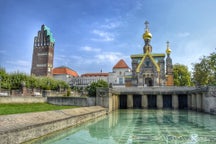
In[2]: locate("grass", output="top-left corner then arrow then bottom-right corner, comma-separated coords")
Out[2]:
0,103 -> 78,115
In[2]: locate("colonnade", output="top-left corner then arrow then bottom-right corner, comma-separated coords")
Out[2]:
125,94 -> 180,109
110,93 -> 204,111
188,93 -> 204,111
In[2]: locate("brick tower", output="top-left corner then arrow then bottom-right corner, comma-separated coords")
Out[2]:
31,25 -> 55,76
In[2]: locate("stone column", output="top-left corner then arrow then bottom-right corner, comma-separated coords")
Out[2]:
187,94 -> 191,109
157,94 -> 163,109
112,94 -> 115,111
201,93 -> 205,111
196,93 -> 202,111
172,94 -> 178,109
191,94 -> 194,110
141,94 -> 148,108
127,94 -> 133,108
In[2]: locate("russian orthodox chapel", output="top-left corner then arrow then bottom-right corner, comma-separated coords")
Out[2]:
130,21 -> 173,86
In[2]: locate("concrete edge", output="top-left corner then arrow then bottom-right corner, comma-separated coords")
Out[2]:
0,107 -> 107,144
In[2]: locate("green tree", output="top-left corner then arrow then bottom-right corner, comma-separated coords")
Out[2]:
192,52 -> 216,86
86,80 -> 108,97
173,64 -> 192,86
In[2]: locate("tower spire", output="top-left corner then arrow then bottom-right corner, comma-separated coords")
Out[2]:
145,21 -> 149,31
143,21 -> 152,53
166,41 -> 171,55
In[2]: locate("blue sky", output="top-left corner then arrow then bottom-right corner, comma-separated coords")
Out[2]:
0,0 -> 216,75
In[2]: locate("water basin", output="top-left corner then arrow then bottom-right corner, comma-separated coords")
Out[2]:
28,110 -> 216,144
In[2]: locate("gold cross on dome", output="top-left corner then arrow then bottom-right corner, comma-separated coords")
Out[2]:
145,21 -> 149,30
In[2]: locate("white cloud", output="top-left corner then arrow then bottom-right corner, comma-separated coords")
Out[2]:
177,32 -> 190,37
6,60 -> 30,67
91,30 -> 114,41
173,30 -> 215,71
101,21 -> 121,29
4,60 -> 31,73
95,52 -> 127,63
81,46 -> 101,52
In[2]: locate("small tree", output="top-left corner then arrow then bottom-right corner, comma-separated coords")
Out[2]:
86,80 -> 108,97
173,64 -> 192,86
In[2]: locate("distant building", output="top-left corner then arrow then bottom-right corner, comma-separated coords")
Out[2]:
108,59 -> 131,87
130,21 -> 173,86
71,72 -> 109,87
31,24 -> 55,76
53,66 -> 79,83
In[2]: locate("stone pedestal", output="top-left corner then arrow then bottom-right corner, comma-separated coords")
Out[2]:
127,94 -> 133,108
172,94 -> 178,109
191,94 -> 196,110
157,94 -> 163,109
196,93 -> 202,111
142,94 -> 148,108
188,94 -> 191,109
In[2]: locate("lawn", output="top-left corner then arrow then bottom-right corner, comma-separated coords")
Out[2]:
0,103 -> 78,115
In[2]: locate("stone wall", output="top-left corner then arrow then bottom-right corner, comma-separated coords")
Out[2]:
203,86 -> 216,113
0,106 -> 107,144
47,97 -> 96,106
0,96 -> 46,103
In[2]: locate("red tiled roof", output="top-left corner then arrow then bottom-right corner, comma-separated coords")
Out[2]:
113,59 -> 129,69
53,67 -> 79,77
81,73 -> 109,77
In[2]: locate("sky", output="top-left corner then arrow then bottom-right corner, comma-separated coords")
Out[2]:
0,0 -> 216,75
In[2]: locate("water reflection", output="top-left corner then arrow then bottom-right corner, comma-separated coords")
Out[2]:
28,110 -> 216,144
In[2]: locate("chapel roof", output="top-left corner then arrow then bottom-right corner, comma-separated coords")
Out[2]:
113,59 -> 130,69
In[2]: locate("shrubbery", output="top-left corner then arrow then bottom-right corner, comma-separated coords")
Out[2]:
86,80 -> 108,97
0,68 -> 69,90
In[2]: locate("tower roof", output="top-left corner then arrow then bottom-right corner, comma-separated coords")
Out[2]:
113,59 -> 130,69
43,25 -> 55,43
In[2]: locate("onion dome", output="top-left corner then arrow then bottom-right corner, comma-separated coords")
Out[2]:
143,21 -> 152,40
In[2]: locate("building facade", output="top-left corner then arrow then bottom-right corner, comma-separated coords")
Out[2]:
131,21 -> 173,86
108,59 -> 131,87
53,66 -> 79,83
70,73 -> 109,88
31,25 -> 55,76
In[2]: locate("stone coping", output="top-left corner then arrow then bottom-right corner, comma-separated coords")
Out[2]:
0,106 -> 106,134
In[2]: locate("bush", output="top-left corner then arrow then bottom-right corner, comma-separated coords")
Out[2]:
86,80 -> 108,97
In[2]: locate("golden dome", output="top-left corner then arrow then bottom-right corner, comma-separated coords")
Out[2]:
166,41 -> 171,55
166,47 -> 171,55
143,30 -> 152,40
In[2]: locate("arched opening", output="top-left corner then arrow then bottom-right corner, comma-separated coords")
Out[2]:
145,78 -> 153,86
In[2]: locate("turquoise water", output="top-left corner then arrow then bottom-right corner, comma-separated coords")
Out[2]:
30,110 -> 216,144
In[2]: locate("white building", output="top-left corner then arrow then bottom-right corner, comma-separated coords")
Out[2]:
108,59 -> 131,87
53,66 -> 79,83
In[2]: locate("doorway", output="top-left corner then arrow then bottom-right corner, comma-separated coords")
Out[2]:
178,94 -> 188,109
148,95 -> 156,108
119,95 -> 127,109
145,78 -> 153,86
163,95 -> 172,109
133,95 -> 142,108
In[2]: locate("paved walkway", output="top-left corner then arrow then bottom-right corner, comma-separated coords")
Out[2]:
0,106 -> 106,133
